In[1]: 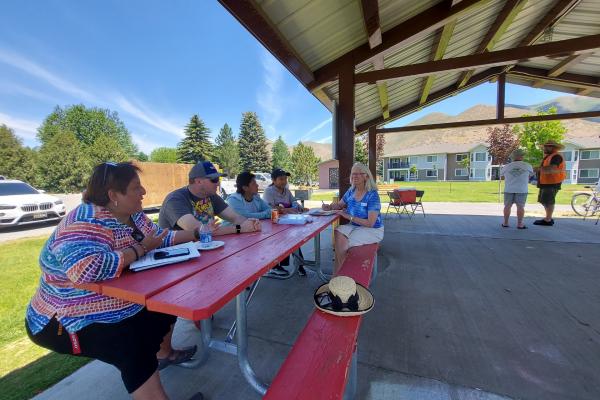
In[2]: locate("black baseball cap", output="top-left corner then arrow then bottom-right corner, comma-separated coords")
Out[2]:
271,168 -> 291,180
189,161 -> 227,180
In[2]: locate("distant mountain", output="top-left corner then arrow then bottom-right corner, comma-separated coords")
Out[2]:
507,95 -> 600,123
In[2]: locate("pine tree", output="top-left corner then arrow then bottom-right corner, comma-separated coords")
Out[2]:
238,112 -> 271,172
177,115 -> 214,163
271,136 -> 291,171
354,135 -> 368,164
37,131 -> 90,192
214,123 -> 240,177
290,141 -> 320,186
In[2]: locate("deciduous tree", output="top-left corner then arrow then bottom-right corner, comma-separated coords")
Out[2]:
37,131 -> 89,192
513,107 -> 566,166
290,141 -> 320,186
150,147 -> 178,163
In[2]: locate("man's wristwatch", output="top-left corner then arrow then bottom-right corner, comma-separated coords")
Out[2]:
350,216 -> 354,223
236,224 -> 241,234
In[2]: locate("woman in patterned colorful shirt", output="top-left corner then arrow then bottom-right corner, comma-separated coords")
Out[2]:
322,162 -> 384,273
25,162 -> 204,400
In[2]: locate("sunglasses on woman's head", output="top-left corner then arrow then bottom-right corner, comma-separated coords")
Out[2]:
102,162 -> 118,186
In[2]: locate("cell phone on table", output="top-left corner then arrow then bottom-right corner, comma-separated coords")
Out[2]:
153,248 -> 190,260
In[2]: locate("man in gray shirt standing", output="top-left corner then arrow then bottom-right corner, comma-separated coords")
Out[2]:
500,149 -> 534,229
159,161 -> 260,235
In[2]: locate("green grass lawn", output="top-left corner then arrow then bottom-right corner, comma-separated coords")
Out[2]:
0,237 -> 90,400
310,181 -> 586,205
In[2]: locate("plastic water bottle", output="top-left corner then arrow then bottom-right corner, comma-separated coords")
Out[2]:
200,221 -> 212,243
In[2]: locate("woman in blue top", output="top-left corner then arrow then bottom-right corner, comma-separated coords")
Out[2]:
225,171 -> 272,220
322,163 -> 384,273
227,171 -> 306,276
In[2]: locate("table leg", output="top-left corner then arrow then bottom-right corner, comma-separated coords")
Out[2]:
180,318 -> 213,368
225,280 -> 260,342
236,291 -> 268,395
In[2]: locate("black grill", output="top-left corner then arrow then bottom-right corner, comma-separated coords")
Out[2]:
39,202 -> 53,210
21,204 -> 38,212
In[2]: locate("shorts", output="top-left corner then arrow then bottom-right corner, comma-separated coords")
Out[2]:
504,193 -> 528,207
336,224 -> 384,248
26,308 -> 176,393
538,187 -> 559,206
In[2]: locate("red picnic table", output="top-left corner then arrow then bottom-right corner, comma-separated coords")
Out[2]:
77,214 -> 339,396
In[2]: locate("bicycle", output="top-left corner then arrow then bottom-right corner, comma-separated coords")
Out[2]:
571,185 -> 600,224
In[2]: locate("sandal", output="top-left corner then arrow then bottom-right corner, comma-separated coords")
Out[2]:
501,224 -> 509,228
517,225 -> 528,230
158,345 -> 197,370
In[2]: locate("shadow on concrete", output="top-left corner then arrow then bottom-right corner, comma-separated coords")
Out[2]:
33,214 -> 600,400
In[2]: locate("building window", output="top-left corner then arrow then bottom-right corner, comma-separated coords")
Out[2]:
455,154 -> 468,162
426,169 -> 437,177
409,156 -> 418,164
455,168 -> 467,177
579,169 -> 599,179
559,151 -> 572,162
474,152 -> 486,162
426,155 -> 437,163
470,169 -> 485,178
580,150 -> 600,160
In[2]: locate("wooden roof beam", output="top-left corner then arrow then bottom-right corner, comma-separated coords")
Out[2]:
376,110 -> 600,134
360,0 -> 389,120
457,0 -> 526,89
354,34 -> 600,84
421,15 -> 457,104
308,0 -> 489,91
355,66 -> 503,132
509,65 -> 600,91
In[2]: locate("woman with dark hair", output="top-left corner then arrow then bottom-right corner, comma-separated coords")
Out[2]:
25,162 -> 204,400
225,171 -> 272,219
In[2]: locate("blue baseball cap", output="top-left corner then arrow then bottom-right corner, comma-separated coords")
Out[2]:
189,161 -> 227,180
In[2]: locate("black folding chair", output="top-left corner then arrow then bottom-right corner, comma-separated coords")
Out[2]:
410,190 -> 426,217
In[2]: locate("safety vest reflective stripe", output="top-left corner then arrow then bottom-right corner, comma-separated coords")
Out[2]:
539,153 -> 566,184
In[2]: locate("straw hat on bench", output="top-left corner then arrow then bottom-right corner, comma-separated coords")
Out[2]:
314,276 -> 374,316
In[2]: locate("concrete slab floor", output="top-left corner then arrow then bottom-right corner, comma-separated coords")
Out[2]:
33,214 -> 600,400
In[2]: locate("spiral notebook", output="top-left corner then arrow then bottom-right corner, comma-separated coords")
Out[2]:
130,241 -> 200,272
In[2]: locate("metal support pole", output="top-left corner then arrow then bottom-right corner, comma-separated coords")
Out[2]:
371,252 -> 378,283
226,280 -> 261,342
180,318 -> 213,368
342,347 -> 358,400
236,292 -> 268,395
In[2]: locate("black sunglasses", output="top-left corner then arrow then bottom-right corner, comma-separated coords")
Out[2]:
209,177 -> 220,184
102,162 -> 118,186
315,291 -> 359,311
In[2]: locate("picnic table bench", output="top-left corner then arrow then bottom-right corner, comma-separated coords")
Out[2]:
263,243 -> 379,400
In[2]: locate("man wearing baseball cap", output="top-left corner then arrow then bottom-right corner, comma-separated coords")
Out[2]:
534,140 -> 566,226
158,161 -> 260,235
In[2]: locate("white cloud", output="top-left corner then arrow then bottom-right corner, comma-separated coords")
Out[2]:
0,48 -> 184,140
0,81 -> 56,103
0,112 -> 40,140
300,117 -> 332,141
0,48 -> 96,102
114,95 -> 183,138
131,133 -> 165,154
257,50 -> 284,136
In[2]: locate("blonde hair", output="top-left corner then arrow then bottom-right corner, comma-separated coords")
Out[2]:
350,162 -> 377,192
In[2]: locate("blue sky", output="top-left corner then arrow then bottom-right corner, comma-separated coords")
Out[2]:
0,0 -> 571,153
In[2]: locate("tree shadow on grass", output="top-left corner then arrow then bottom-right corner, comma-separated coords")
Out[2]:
0,352 -> 90,400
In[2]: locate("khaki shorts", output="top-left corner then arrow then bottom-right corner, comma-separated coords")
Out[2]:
335,225 -> 384,248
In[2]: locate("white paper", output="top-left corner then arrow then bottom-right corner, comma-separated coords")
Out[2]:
130,241 -> 200,272
308,208 -> 337,216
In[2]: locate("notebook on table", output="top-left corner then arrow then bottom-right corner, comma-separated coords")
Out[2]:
130,241 -> 200,272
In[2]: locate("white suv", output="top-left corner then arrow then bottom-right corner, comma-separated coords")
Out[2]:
0,180 -> 66,228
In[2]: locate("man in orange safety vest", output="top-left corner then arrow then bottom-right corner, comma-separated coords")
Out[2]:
534,140 -> 566,226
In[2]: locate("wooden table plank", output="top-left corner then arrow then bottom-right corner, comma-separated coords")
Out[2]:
146,215 -> 338,320
77,221 -> 292,304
